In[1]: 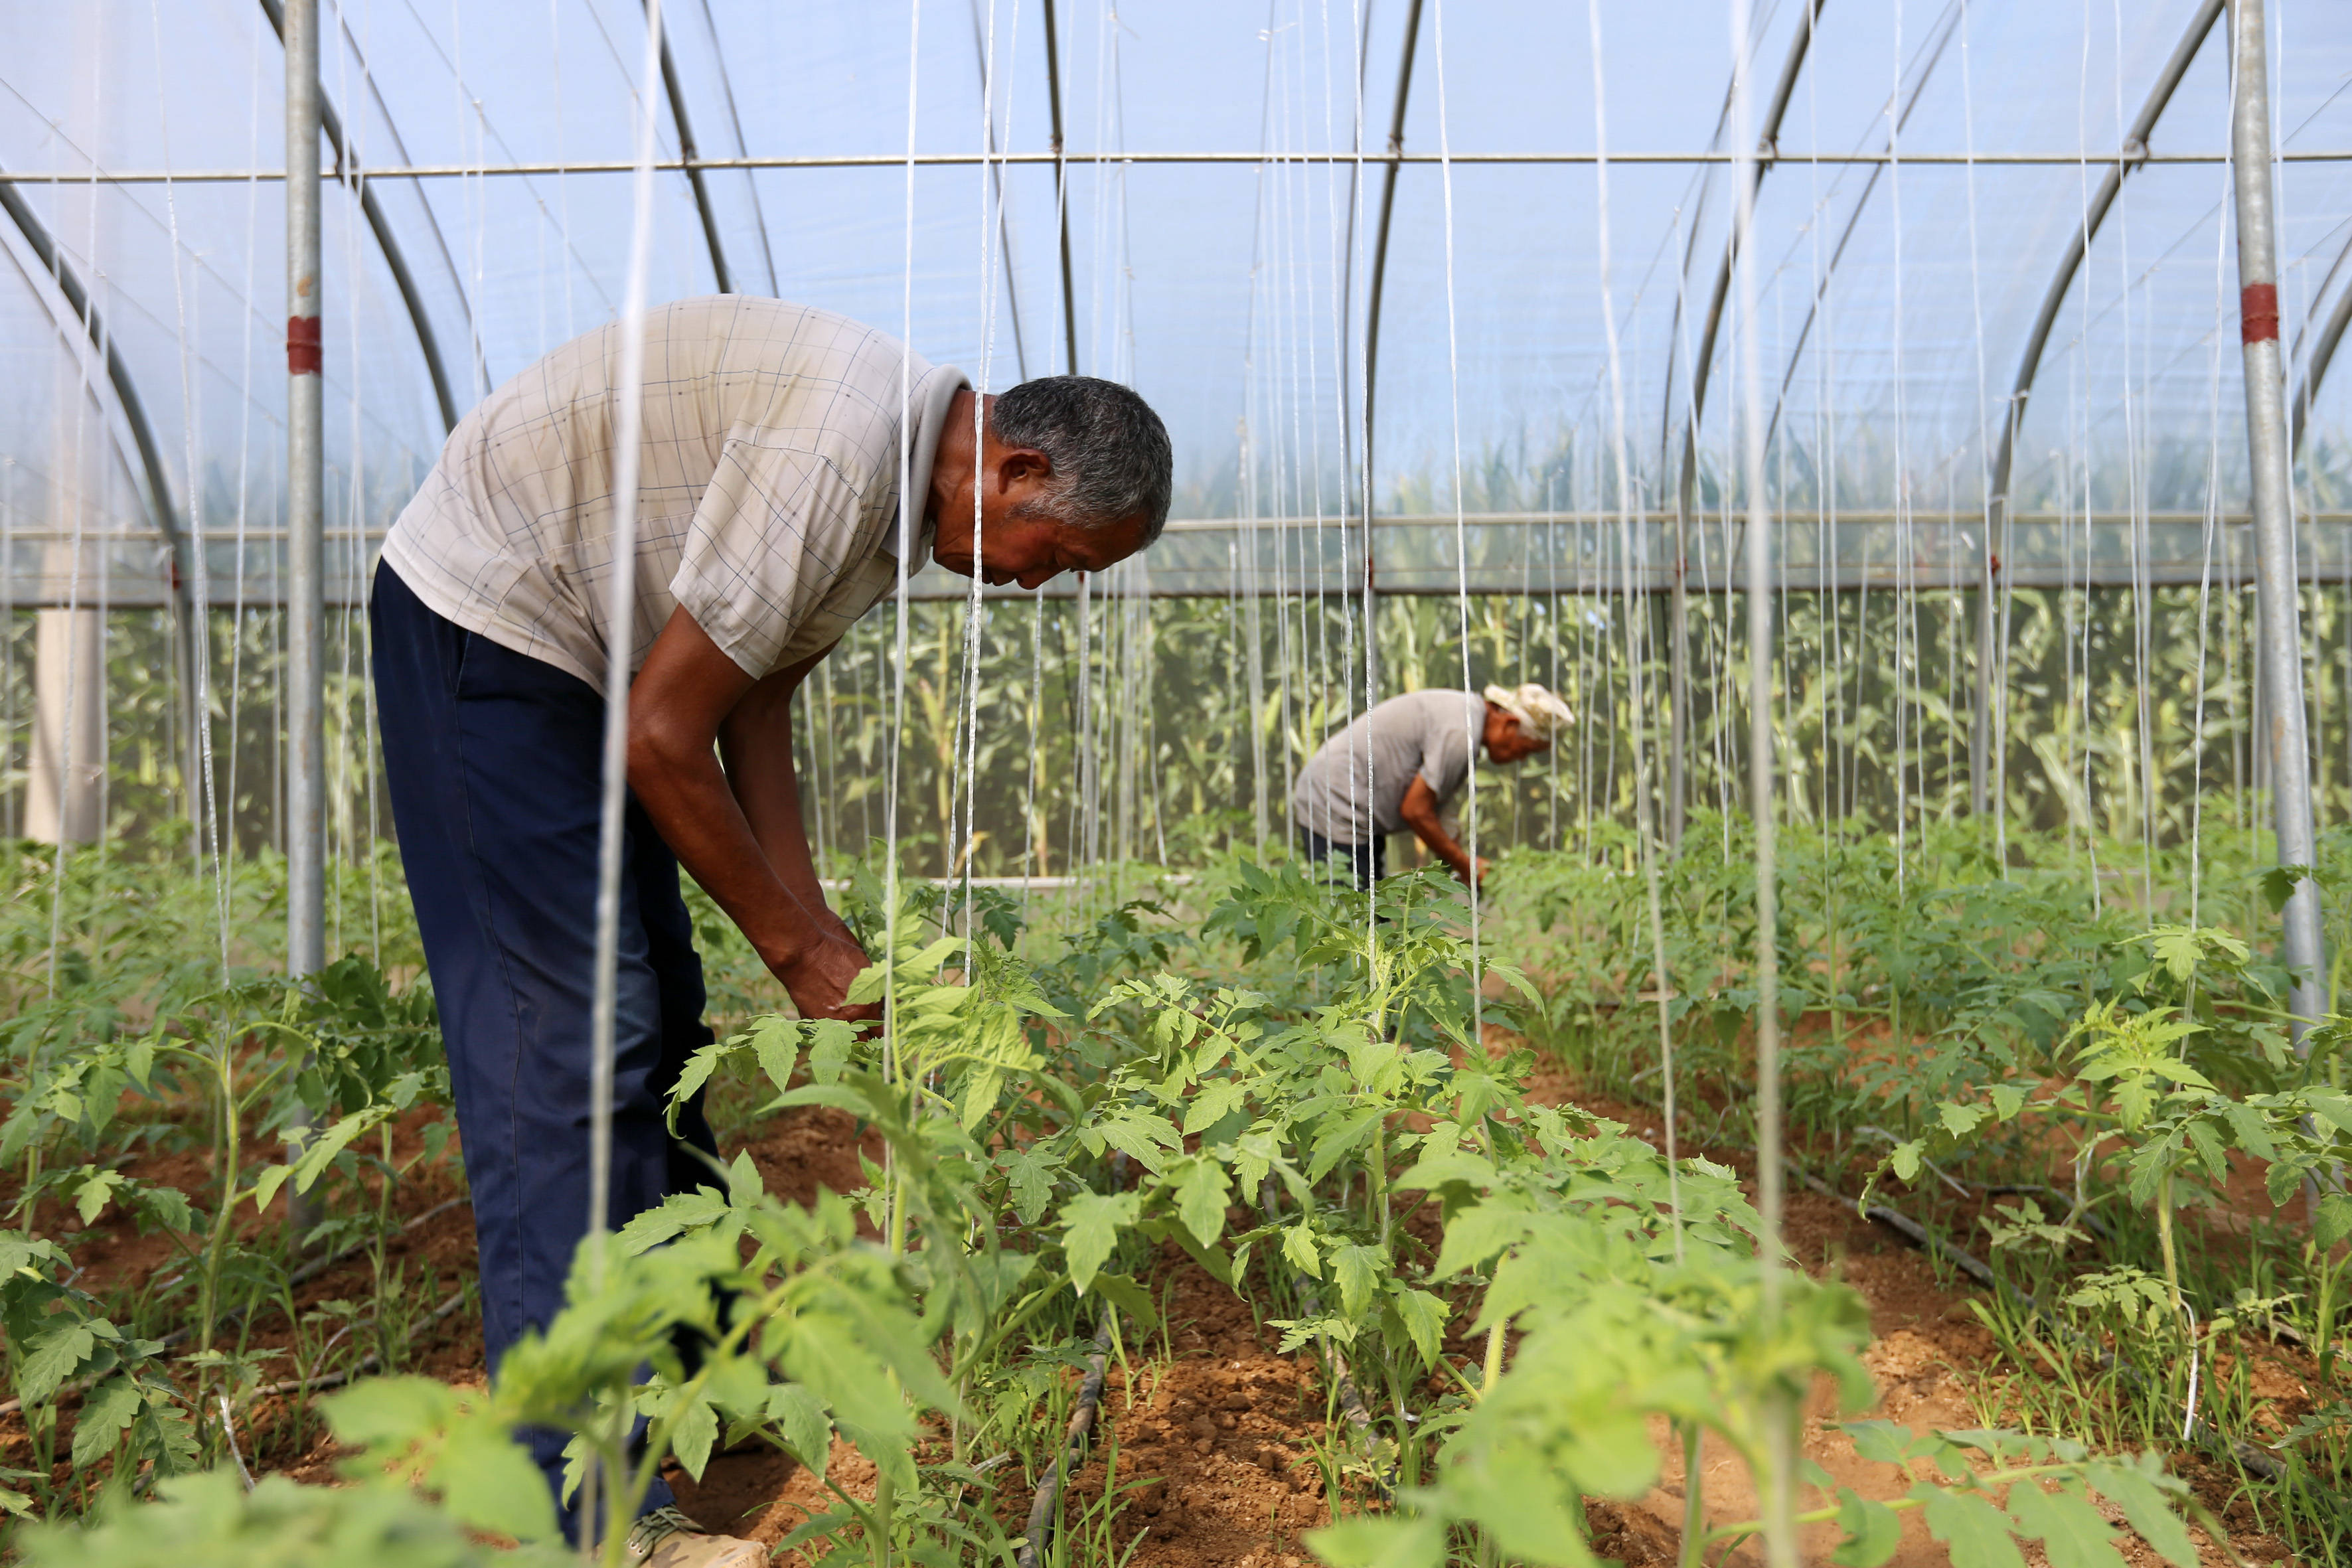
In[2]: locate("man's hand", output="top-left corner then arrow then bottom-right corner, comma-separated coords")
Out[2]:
766,923 -> 880,1024
1464,855 -> 1492,890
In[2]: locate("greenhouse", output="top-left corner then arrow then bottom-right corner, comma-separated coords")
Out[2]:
6,0 -> 2352,1562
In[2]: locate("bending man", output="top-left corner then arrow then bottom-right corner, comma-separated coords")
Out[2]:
1290,683 -> 1571,889
370,297 -> 1172,1553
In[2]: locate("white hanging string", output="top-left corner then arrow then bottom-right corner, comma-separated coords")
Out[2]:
335,19 -> 385,957
1429,0 -> 1482,1036
958,0 -> 1002,931
150,0 -> 231,978
1728,0 -> 1792,1561
2071,0 -> 2102,900
1588,0 -> 1684,1246
42,13 -> 108,994
884,0 -> 923,1135
1958,0 -> 1998,854
2190,90 -> 2238,925
224,13 -> 269,935
1887,0 -> 1913,890
1344,0 -> 1377,960
587,0 -> 668,1269
2108,0 -> 2155,903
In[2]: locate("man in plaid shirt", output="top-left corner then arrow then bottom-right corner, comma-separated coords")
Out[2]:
370,297 -> 1171,1553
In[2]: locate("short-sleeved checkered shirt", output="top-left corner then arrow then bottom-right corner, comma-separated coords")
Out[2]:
380,297 -> 969,692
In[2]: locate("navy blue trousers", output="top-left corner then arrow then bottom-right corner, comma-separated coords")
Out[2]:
1299,828 -> 1386,891
371,563 -> 718,1528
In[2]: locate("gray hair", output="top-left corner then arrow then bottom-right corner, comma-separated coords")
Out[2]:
988,375 -> 1174,543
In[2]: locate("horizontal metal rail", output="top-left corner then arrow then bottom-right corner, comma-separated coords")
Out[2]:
12,509 -> 2349,544
15,512 -> 2351,605
13,560 -> 2351,609
6,148 -> 2349,184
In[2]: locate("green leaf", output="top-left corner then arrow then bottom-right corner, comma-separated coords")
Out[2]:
1389,1289 -> 1449,1368
1088,1271 -> 1161,1330
1174,1158 -> 1231,1249
2317,1192 -> 2352,1250
1829,1488 -> 1903,1567
2006,1480 -> 2122,1568
2181,1120 -> 2229,1186
666,1041 -> 733,1131
1000,1146 -> 1058,1225
1060,1191 -> 1140,1294
1282,1221 -> 1322,1279
1450,1445 -> 1600,1564
750,1019 -> 804,1094
1889,1141 -> 1925,1183
1431,1202 -> 1528,1277
248,1163 -> 295,1215
20,1322 -> 98,1404
766,1383 -> 833,1472
1182,1078 -> 1250,1136
666,1389 -> 719,1482
2259,865 -> 2304,913
1305,1514 -> 1450,1568
1332,1245 -> 1384,1320
1306,1107 -> 1384,1184
73,1170 -> 123,1225
1843,1421 -> 1923,1468
1917,1483 -> 2026,1568
68,1377 -> 141,1470
1936,1103 -> 1990,1138
439,1420 -> 562,1542
321,1373 -> 459,1451
2082,1461 -> 2197,1568
614,1189 -> 730,1254
843,961 -> 890,1007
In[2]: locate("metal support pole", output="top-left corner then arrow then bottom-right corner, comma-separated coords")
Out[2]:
2231,0 -> 2324,1036
1668,473 -> 1691,847
1040,0 -> 1080,376
286,0 -> 324,981
283,0 -> 326,1245
1969,552 -> 1997,817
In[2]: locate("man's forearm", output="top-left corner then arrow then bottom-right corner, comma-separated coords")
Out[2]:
1403,812 -> 1470,872
629,736 -> 821,969
716,672 -> 843,933
730,738 -> 836,927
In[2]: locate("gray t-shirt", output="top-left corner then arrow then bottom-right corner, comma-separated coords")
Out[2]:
1291,690 -> 1485,846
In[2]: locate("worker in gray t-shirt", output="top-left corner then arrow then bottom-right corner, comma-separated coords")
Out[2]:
1290,682 -> 1573,890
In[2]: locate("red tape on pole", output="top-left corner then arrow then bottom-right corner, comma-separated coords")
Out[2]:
287,315 -> 323,375
2241,282 -> 2280,345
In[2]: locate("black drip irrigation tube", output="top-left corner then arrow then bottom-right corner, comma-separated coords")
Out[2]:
1778,1154 -> 2288,1484
1015,1302 -> 1117,1568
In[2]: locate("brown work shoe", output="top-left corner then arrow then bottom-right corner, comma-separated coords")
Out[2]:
622,1506 -> 765,1568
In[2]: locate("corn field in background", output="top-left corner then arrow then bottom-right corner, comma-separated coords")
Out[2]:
3,569 -> 2352,878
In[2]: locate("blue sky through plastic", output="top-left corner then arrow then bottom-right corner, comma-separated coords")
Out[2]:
3,0 -> 2351,599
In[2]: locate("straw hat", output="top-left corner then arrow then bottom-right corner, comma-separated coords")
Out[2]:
1482,682 -> 1575,740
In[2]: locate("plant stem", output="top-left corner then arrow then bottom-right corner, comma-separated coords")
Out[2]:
1678,1423 -> 1706,1568
2156,1168 -> 2185,1322
196,1052 -> 242,1357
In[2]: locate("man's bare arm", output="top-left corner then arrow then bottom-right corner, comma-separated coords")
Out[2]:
718,651 -> 846,935
1398,775 -> 1486,888
627,607 -> 875,1021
